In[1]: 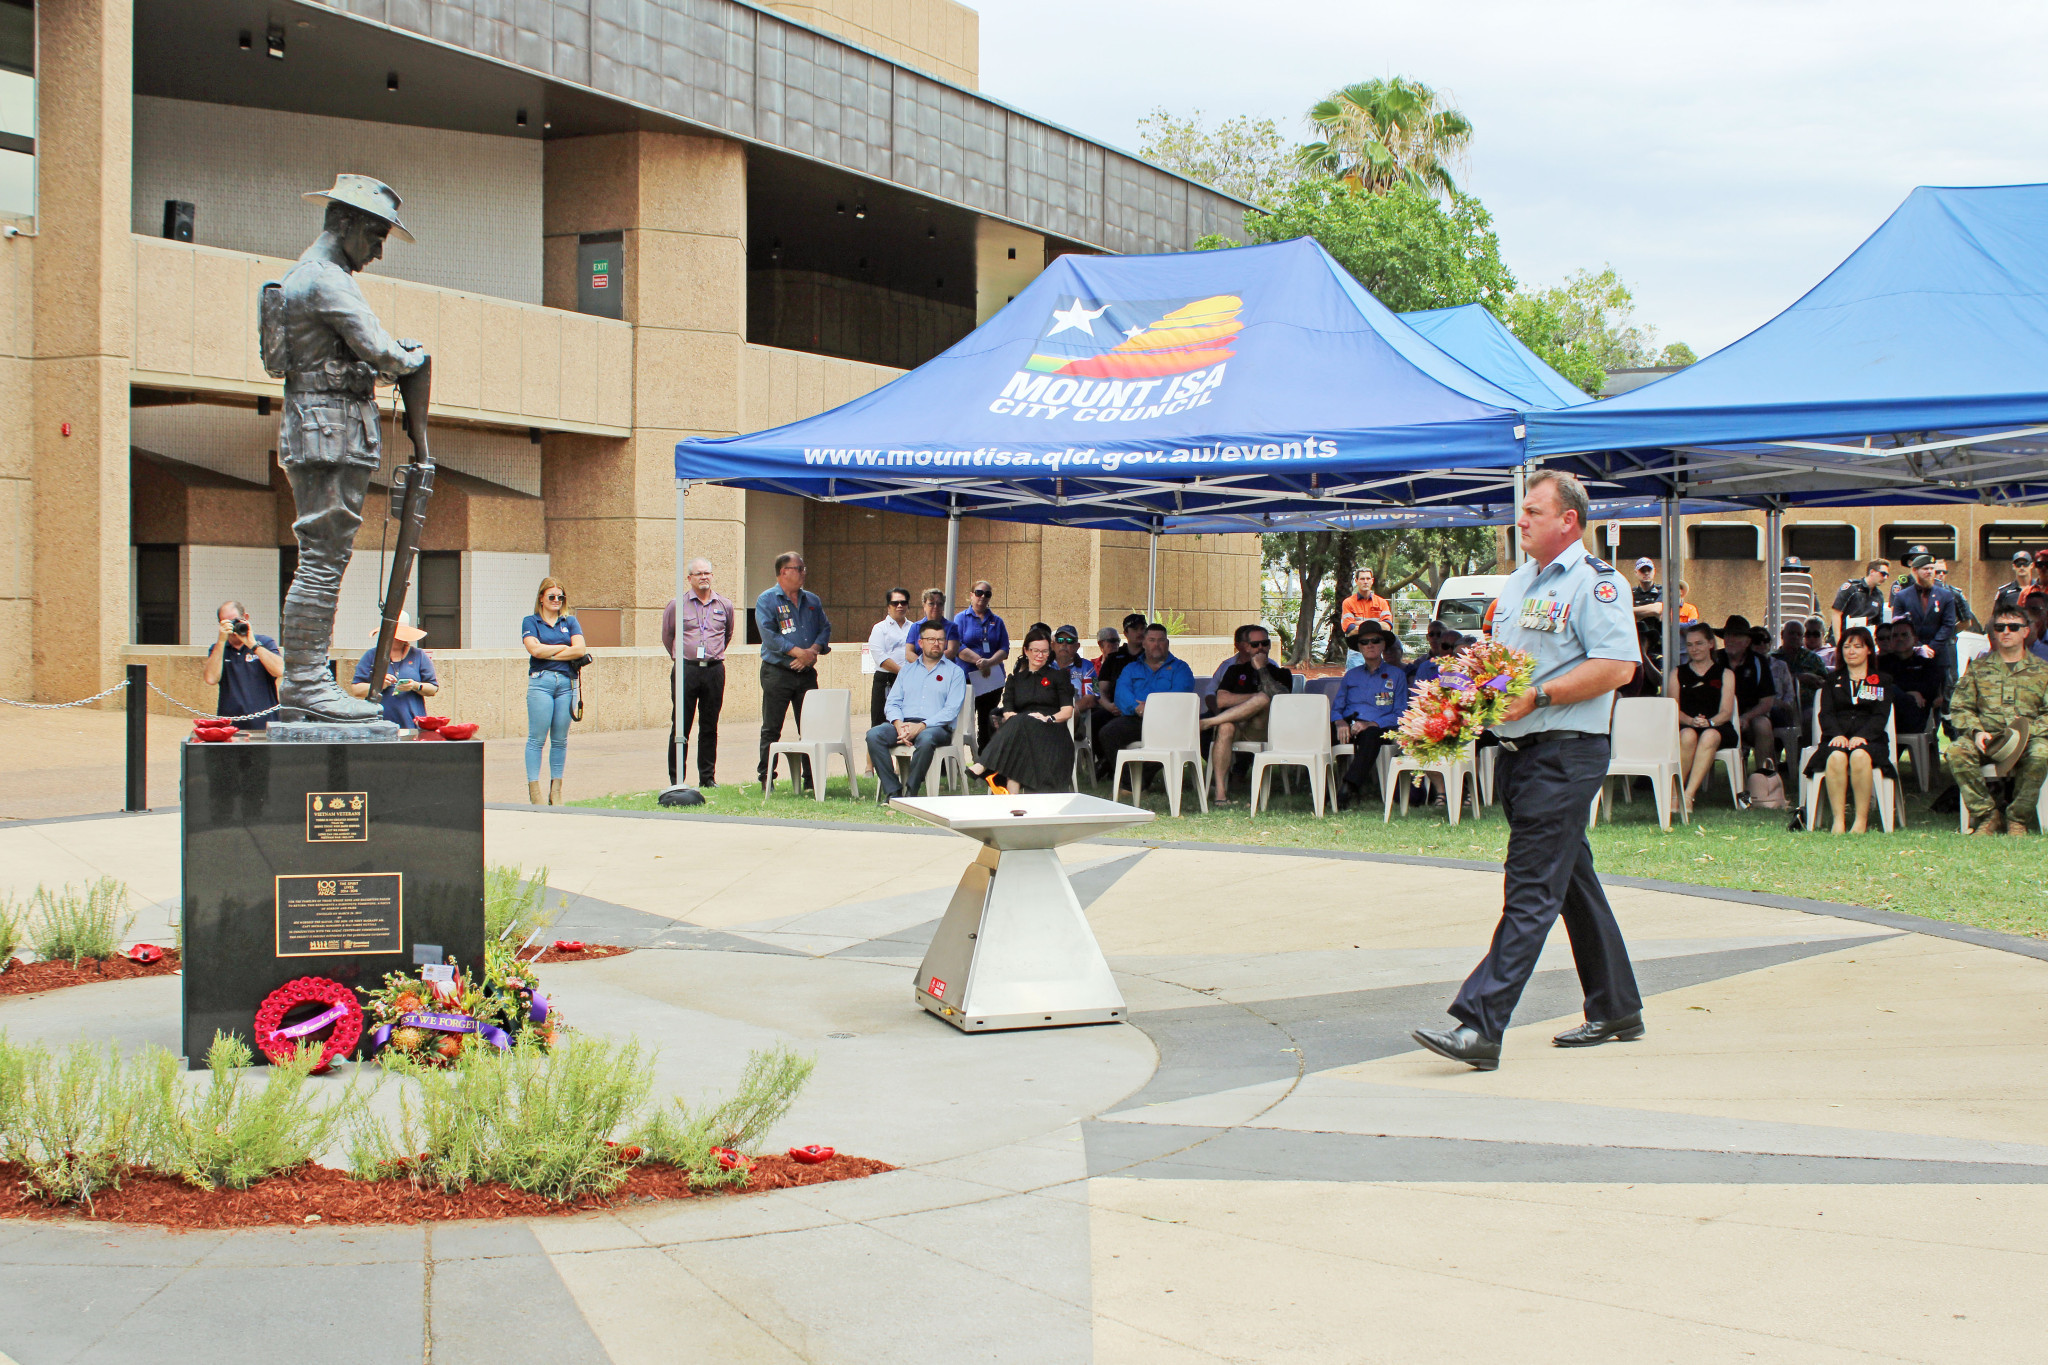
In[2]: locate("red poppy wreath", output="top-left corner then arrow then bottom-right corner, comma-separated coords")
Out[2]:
252,976 -> 364,1072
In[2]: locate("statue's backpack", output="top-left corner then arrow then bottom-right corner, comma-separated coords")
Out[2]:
258,279 -> 291,378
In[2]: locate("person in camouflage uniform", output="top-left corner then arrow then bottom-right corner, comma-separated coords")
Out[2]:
1944,604 -> 2048,835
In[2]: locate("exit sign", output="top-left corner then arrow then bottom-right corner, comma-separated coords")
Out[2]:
576,232 -> 623,319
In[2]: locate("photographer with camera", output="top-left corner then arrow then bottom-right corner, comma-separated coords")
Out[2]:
200,600 -> 282,729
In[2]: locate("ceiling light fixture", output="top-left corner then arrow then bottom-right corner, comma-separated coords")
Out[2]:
516,108 -> 528,127
854,203 -> 866,219
266,24 -> 286,58
387,71 -> 400,92
238,29 -> 252,50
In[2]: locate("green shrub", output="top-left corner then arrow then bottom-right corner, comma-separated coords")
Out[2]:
633,1045 -> 815,1189
25,878 -> 135,965
485,864 -> 556,947
0,892 -> 23,966
367,1034 -> 655,1202
138,1034 -> 361,1191
0,1035 -> 146,1205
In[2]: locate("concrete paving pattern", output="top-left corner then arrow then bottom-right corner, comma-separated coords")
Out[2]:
2,806 -> 2044,1363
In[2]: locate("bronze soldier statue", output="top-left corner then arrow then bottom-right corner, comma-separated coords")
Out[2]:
261,175 -> 428,724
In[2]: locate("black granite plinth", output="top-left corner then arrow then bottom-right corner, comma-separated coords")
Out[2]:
180,738 -> 484,1067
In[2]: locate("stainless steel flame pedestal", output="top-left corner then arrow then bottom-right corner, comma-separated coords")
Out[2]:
889,793 -> 1154,1032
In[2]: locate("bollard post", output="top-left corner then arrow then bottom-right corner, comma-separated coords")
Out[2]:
125,664 -> 148,812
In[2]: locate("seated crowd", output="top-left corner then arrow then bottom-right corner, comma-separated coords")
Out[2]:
852,538 -> 2048,832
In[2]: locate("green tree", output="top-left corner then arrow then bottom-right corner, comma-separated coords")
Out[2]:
1136,108 -> 1299,209
1297,78 -> 1472,198
1265,525 -> 1502,663
1200,177 -> 1516,314
1500,267 -> 1696,395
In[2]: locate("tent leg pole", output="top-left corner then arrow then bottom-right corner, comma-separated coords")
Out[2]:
672,480 -> 690,790
1511,466 -> 1528,563
1765,507 -> 1783,636
1662,493 -> 1683,673
1147,527 -> 1159,622
944,506 -> 961,619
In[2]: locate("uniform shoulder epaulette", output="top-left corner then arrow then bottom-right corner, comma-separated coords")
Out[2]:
1584,555 -> 1617,574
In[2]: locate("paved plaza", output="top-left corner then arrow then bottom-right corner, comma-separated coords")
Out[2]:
2,804 -> 2046,1363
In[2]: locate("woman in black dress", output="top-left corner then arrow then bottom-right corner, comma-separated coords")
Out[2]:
1804,626 -> 1894,834
967,630 -> 1076,794
1669,621 -> 1736,807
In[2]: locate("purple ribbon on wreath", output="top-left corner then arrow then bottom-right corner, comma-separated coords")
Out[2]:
275,1002 -> 352,1039
369,1009 -> 514,1054
1484,673 -> 1512,692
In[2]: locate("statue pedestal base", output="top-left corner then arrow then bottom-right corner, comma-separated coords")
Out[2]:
180,737 -> 483,1066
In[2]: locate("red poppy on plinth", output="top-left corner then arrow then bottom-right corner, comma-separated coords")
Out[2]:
416,715 -> 449,730
439,722 -> 478,740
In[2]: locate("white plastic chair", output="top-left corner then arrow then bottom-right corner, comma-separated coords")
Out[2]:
1249,694 -> 1334,817
1597,697 -> 1687,830
763,688 -> 858,799
1071,712 -> 1094,789
891,682 -> 976,796
1111,692 -> 1208,816
1711,733 -> 1748,807
1383,748 -> 1479,825
1304,678 -> 1355,792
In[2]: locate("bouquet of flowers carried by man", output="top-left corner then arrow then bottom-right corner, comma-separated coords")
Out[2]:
1395,639 -> 1539,764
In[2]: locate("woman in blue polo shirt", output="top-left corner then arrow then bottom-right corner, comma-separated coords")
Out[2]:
522,578 -> 585,805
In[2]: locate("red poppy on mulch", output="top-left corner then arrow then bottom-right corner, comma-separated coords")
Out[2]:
520,944 -> 634,965
0,1152 -> 894,1230
0,950 -> 183,998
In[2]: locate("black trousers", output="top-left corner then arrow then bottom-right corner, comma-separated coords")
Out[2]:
1095,712 -> 1144,780
670,660 -> 725,785
870,671 -> 894,729
758,662 -> 818,785
1450,734 -> 1642,1042
1339,725 -> 1391,795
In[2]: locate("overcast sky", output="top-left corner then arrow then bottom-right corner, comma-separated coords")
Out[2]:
974,0 -> 2048,357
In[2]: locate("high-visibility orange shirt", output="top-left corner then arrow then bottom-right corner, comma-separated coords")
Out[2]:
1340,591 -> 1394,632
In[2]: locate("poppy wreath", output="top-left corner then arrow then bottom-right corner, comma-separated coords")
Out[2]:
252,976 -> 364,1072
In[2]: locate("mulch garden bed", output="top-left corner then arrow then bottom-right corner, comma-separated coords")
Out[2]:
520,944 -> 635,966
0,950 -> 183,998
0,1153 -> 894,1230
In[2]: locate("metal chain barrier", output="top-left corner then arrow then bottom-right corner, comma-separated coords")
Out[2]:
146,681 -> 280,724
0,678 -> 133,709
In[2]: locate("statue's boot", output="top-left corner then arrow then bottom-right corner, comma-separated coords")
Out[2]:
278,588 -> 383,724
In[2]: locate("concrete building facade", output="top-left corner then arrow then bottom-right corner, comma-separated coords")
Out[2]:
5,0 -> 1260,735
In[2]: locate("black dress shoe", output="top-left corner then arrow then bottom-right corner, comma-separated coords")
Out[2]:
1411,1025 -> 1501,1071
1552,1012 -> 1645,1047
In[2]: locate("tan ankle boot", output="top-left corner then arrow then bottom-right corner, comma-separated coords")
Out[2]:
528,780 -> 542,805
549,779 -> 563,805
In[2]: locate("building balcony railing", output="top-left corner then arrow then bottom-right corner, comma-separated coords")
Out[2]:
131,236 -> 633,437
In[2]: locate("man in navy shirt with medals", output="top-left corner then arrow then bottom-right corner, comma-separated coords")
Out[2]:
1332,620 -> 1407,809
1413,470 -> 1644,1071
756,551 -> 832,792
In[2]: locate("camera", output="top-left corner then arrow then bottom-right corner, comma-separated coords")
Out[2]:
232,620 -> 250,636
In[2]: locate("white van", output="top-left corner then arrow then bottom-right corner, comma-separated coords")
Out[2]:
1432,574 -> 1511,637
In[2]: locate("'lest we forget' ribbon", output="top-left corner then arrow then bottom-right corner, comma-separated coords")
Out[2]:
369,1009 -> 514,1054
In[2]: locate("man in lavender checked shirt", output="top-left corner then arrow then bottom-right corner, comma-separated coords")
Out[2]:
663,558 -> 738,787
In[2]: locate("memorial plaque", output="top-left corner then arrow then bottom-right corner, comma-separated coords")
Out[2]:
306,791 -> 369,842
276,872 -> 403,956
181,739 -> 484,1067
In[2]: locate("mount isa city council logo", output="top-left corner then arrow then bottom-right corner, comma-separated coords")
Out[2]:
990,294 -> 1243,424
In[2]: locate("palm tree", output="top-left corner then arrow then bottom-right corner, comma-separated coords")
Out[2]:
1297,78 -> 1472,198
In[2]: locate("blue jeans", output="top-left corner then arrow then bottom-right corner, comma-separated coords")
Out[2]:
526,671 -> 574,781
866,721 -> 953,797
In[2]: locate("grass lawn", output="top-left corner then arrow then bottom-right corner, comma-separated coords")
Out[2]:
574,769 -> 2048,941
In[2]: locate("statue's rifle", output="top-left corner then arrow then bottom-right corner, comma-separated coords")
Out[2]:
367,357 -> 434,711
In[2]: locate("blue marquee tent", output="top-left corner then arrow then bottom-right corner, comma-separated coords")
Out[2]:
675,238 -> 1534,530
1400,303 -> 1590,411
1527,184 -> 2048,507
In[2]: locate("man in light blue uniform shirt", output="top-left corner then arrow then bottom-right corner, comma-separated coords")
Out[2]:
866,620 -> 968,799
1413,470 -> 1645,1071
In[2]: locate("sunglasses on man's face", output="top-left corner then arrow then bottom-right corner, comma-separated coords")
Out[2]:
1248,639 -> 1271,650
972,589 -> 992,598
888,598 -> 909,607
1992,622 -> 2029,633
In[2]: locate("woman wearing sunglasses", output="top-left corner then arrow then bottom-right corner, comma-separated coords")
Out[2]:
522,578 -> 585,804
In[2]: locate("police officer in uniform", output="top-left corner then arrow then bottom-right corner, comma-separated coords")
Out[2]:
1412,470 -> 1644,1070
266,175 -> 428,723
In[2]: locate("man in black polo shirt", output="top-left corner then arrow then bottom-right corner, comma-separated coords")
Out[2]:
1831,560 -> 1890,640
200,599 -> 282,729
1091,613 -> 1148,780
